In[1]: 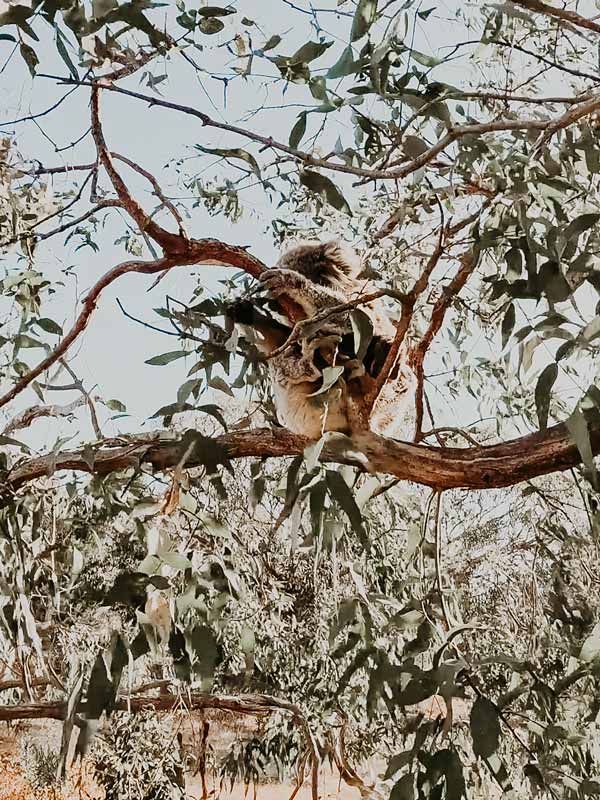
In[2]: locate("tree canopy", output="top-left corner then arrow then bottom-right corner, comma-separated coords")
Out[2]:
2,1 -> 600,798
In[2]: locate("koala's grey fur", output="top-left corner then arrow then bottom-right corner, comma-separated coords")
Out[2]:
235,240 -> 416,440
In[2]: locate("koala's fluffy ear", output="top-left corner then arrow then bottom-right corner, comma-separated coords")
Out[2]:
322,240 -> 362,278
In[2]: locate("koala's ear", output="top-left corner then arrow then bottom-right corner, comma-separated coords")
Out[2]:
323,240 -> 362,277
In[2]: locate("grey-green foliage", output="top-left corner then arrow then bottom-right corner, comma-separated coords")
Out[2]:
92,712 -> 185,800
19,738 -> 60,789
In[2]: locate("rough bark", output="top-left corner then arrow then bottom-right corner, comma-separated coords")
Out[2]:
3,420 -> 598,492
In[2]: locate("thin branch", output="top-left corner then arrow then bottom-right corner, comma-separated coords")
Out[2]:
1,83 -> 81,127
2,397 -> 89,435
90,84 -> 187,254
411,246 -> 481,440
493,39 -> 600,83
57,358 -> 103,439
112,151 -> 188,238
40,76 -> 600,182
32,162 -> 96,176
367,221 -> 445,412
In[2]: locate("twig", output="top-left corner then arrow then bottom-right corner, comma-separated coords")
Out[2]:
57,358 -> 103,439
2,397 -> 89,435
112,152 -> 188,239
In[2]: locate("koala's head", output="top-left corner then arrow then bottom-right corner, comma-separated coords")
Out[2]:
276,240 -> 361,285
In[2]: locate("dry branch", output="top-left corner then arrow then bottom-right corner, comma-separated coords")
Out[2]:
3,421 -> 600,491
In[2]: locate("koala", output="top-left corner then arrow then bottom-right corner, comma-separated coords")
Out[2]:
259,239 -> 396,342
229,300 -> 351,438
232,240 -> 416,441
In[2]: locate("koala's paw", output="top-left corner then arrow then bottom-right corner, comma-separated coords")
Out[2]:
259,268 -> 305,296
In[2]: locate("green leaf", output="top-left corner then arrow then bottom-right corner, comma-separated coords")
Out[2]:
290,39 -> 333,65
470,696 -> 501,758
534,362 -> 558,431
289,112 -> 307,149
145,350 -> 188,365
326,469 -> 369,549
390,774 -> 415,800
566,404 -> 597,484
327,45 -> 356,78
0,5 -> 38,41
197,6 -> 237,17
36,317 -> 63,335
199,17 -> 225,34
300,170 -> 351,214
350,0 -> 378,42
19,42 -> 38,77
350,309 -> 373,361
161,552 -> 192,571
0,33 -> 16,42
177,378 -> 202,406
501,303 -> 515,349
261,34 -> 281,52
105,398 -> 126,412
195,144 -> 260,175
55,30 -> 78,81
411,50 -> 442,67
563,213 -> 600,242
208,376 -> 234,396
308,365 -> 345,396
403,135 -> 429,157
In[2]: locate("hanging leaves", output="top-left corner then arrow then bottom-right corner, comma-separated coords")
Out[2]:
534,362 -> 558,431
470,696 -> 501,759
350,0 -> 378,41
299,170 -> 351,213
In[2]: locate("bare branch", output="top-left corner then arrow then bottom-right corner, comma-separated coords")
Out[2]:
112,151 -> 188,238
41,76 -> 600,183
410,247 -> 481,440
2,397 -> 89,435
57,358 -> 103,439
90,84 -> 187,254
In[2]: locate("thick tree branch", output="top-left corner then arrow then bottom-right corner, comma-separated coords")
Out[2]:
508,0 -> 600,35
3,421 -> 600,491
